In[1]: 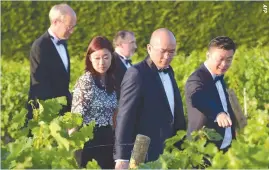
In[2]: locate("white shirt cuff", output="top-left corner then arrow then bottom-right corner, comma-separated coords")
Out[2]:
115,159 -> 129,162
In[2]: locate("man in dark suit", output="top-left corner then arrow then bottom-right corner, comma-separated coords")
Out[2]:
185,36 -> 236,151
27,4 -> 77,120
112,30 -> 137,99
114,28 -> 186,169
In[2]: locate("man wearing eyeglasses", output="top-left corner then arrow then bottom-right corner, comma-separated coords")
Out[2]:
27,4 -> 77,120
185,36 -> 236,152
114,28 -> 186,169
112,30 -> 137,100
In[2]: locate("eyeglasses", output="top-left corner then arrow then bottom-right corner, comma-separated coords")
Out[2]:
122,40 -> 136,45
59,20 -> 76,31
150,44 -> 176,56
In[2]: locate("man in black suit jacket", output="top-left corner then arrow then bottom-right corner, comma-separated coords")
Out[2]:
112,30 -> 137,100
185,36 -> 237,150
27,4 -> 77,120
114,28 -> 186,169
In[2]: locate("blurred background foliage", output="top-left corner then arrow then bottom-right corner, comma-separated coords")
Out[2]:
1,1 -> 268,60
1,0 -> 268,117
1,1 -> 269,168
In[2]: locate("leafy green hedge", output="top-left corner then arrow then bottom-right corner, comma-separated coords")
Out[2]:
1,1 -> 268,60
1,2 -> 269,167
139,109 -> 269,169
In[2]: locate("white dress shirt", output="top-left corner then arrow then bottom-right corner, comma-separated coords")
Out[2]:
48,28 -> 68,71
158,71 -> 175,117
204,62 -> 232,149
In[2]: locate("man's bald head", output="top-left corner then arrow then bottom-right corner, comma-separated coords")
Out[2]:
147,28 -> 177,69
149,28 -> 176,47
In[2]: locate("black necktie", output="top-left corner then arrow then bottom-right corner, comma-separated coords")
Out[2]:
214,75 -> 224,83
158,68 -> 169,74
120,56 -> 132,65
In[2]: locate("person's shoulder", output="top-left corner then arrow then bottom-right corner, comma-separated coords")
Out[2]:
74,71 -> 95,89
31,32 -> 49,48
80,71 -> 94,81
124,60 -> 144,76
122,62 -> 145,84
125,65 -> 140,76
113,52 -> 120,58
113,53 -> 122,65
132,59 -> 147,71
186,64 -> 206,82
30,32 -> 51,59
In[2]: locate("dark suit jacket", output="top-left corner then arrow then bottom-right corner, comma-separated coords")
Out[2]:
27,31 -> 71,119
114,57 -> 186,162
113,52 -> 128,100
185,63 -> 236,148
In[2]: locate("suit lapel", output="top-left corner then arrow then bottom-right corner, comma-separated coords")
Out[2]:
200,64 -> 215,84
168,70 -> 179,114
45,32 -> 70,80
200,64 -> 223,103
64,43 -> 71,78
118,56 -> 128,73
145,57 -> 173,118
114,52 -> 128,72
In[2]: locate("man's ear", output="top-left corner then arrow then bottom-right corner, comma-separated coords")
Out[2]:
206,51 -> 210,59
51,19 -> 58,26
119,43 -> 124,48
147,44 -> 151,54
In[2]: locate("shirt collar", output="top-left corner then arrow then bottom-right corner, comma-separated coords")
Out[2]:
156,66 -> 169,70
204,61 -> 217,79
48,28 -> 59,43
116,51 -> 129,60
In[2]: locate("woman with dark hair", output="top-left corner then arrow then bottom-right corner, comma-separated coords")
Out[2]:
69,36 -> 117,168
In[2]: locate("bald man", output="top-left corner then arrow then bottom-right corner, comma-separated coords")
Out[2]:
27,4 -> 77,119
114,28 -> 186,168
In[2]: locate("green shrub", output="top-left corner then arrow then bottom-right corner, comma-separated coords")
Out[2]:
1,1 -> 268,60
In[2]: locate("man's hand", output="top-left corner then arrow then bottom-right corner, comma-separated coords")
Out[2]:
115,160 -> 129,169
216,112 -> 232,128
